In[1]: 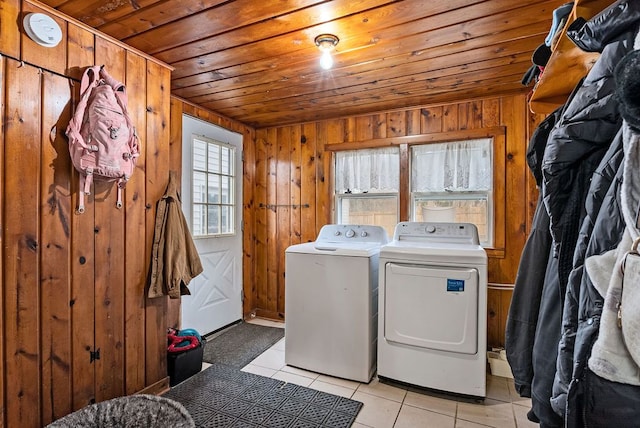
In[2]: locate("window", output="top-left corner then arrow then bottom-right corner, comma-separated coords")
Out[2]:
191,135 -> 235,237
411,138 -> 493,245
335,147 -> 399,237
331,130 -> 501,249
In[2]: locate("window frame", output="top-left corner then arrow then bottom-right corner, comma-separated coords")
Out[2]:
326,127 -> 506,257
410,137 -> 494,247
334,146 -> 401,237
190,133 -> 237,238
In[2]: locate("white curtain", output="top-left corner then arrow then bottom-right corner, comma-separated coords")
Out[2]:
336,147 -> 399,193
412,138 -> 492,192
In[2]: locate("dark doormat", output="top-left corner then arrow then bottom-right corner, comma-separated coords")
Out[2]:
202,322 -> 285,368
163,363 -> 363,428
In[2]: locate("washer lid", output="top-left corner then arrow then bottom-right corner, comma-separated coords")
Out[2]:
380,240 -> 487,265
286,240 -> 383,257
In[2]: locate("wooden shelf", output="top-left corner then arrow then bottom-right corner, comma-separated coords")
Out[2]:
529,0 -> 613,114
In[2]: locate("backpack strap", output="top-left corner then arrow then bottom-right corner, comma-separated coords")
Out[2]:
99,67 -> 128,109
77,175 -> 85,214
115,175 -> 132,210
67,66 -> 102,151
116,184 -> 123,210
70,67 -> 101,215
77,169 -> 94,214
80,65 -> 101,95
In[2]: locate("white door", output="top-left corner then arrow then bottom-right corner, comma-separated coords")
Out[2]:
180,115 -> 243,336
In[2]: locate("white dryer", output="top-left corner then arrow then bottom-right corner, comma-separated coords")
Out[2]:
285,224 -> 388,382
378,222 -> 487,398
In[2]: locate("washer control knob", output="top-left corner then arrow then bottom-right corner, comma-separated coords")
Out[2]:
346,229 -> 356,238
360,231 -> 368,237
426,225 -> 436,233
334,231 -> 341,236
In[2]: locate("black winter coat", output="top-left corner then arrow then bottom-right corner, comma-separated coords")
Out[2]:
551,131 -> 625,419
565,154 -> 626,428
506,109 -> 561,398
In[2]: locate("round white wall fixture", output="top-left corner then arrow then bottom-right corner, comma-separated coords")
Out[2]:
23,13 -> 62,47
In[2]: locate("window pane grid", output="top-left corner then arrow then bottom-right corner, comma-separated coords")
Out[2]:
412,139 -> 492,192
337,194 -> 398,239
334,139 -> 494,246
336,147 -> 400,194
410,138 -> 493,246
335,147 -> 400,238
192,136 -> 235,237
412,193 -> 492,244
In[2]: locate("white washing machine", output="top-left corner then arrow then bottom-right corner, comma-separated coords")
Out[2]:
285,224 -> 388,382
378,222 -> 487,398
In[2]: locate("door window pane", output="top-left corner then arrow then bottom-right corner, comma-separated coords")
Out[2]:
221,176 -> 231,204
208,174 -> 220,203
193,171 -> 206,203
191,135 -> 236,237
192,204 -> 206,236
207,205 -> 219,234
221,146 -> 232,175
193,140 -> 207,170
221,206 -> 232,234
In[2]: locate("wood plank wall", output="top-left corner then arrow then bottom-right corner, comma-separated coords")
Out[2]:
0,1 -> 176,426
249,94 -> 545,348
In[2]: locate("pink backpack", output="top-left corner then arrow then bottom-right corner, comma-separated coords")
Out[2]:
66,65 -> 139,213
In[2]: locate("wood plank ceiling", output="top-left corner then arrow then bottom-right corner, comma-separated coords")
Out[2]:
40,0 -> 567,128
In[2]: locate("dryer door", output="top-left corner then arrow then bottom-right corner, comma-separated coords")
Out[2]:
384,263 -> 478,354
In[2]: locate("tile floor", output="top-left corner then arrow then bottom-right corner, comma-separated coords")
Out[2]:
203,318 -> 537,428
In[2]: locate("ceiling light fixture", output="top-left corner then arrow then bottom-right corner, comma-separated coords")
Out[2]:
315,34 -> 339,70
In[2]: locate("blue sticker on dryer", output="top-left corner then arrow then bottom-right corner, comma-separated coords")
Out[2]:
447,279 -> 465,292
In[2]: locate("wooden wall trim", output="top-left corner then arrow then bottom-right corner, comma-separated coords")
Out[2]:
23,0 -> 173,70
172,95 -> 246,131
136,377 -> 170,397
0,54 -> 5,428
324,126 -> 506,150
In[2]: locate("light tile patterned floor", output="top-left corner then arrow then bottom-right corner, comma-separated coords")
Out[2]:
203,318 -> 538,428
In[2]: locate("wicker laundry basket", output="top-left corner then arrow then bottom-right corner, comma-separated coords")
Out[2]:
46,394 -> 194,428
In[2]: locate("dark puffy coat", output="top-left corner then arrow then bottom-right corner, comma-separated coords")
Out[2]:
567,0 -> 640,53
536,146 -> 607,428
506,108 -> 561,398
565,158 -> 626,428
542,3 -> 632,289
530,247 -> 563,427
542,0 -> 640,291
550,131 -> 624,418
